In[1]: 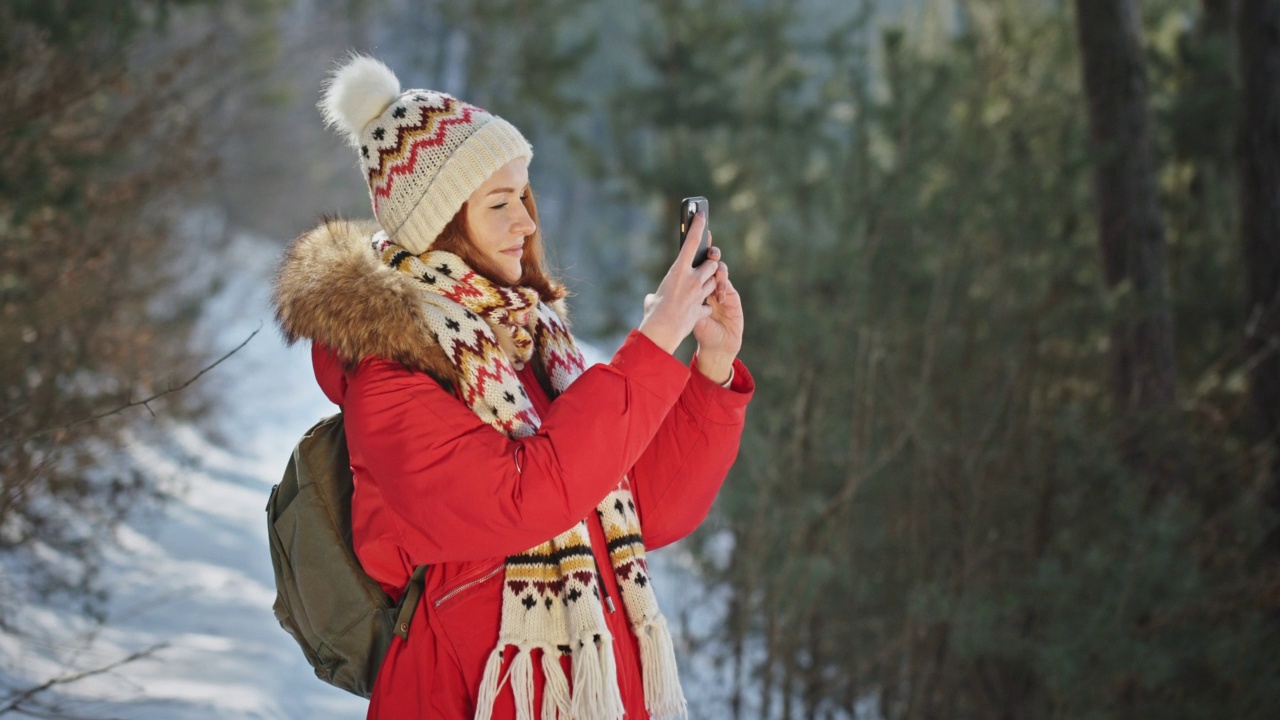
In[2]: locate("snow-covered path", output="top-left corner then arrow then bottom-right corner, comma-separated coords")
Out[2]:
1,233 -> 370,718
74,232 -> 371,718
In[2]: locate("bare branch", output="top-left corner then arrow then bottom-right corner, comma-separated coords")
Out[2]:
0,643 -> 166,716
4,326 -> 260,447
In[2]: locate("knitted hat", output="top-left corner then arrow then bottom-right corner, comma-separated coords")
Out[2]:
319,54 -> 532,254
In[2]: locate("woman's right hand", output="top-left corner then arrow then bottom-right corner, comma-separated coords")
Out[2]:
638,212 -> 721,354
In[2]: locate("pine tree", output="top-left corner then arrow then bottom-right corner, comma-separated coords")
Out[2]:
1238,0 -> 1280,561
587,0 -> 1280,716
0,0 -> 285,624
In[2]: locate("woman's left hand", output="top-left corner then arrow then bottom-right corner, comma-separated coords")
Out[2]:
693,244 -> 744,384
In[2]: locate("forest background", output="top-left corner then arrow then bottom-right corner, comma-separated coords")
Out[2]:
2,0 -> 1279,718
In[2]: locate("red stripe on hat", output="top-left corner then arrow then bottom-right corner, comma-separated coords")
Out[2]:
367,97 -> 464,184
370,106 -> 479,206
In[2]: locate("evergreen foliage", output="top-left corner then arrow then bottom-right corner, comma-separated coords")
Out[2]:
588,0 -> 1279,716
2,0 -> 208,53
0,0 -> 273,623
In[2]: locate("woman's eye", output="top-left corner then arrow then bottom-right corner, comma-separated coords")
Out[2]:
491,202 -> 508,209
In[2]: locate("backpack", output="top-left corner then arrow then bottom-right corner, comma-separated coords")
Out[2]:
265,412 -> 427,698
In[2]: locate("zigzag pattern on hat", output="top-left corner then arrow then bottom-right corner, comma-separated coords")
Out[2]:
322,54 -> 532,255
366,96 -> 477,208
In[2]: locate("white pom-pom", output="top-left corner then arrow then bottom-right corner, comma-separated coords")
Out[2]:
319,53 -> 401,146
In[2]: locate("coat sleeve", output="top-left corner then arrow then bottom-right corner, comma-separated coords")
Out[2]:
629,355 -> 754,550
343,330 -> 690,565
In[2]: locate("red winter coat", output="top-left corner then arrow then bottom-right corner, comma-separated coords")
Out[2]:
275,220 -> 753,719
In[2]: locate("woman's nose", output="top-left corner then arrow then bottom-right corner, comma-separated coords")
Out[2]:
512,206 -> 536,236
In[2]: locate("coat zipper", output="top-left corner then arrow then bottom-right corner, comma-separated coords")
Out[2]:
433,542 -> 617,614
434,563 -> 616,613
434,566 -> 503,608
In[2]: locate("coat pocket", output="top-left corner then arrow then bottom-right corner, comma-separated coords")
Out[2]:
433,562 -> 504,611
430,560 -> 505,698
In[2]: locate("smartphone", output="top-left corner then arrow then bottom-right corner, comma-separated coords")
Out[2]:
678,196 -> 711,267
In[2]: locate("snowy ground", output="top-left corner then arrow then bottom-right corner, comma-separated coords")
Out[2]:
0,231 -> 739,719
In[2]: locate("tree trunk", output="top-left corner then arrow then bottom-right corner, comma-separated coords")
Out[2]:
728,592 -> 745,720
1073,0 -> 1180,478
1238,0 -> 1280,557
1203,0 -> 1241,35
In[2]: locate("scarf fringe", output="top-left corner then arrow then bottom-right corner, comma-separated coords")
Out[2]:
541,649 -> 572,720
638,615 -> 688,720
570,635 -> 625,720
473,646 -> 506,720
510,646 -> 537,720
599,632 -> 624,720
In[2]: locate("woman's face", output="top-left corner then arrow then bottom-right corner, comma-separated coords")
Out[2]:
464,158 -> 535,285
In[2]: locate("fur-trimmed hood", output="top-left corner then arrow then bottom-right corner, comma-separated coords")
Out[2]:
272,218 -> 570,388
272,218 -> 456,381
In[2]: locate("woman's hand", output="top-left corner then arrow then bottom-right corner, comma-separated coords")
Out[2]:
693,241 -> 743,385
638,212 -> 720,354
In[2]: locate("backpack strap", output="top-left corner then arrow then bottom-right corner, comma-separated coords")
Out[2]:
393,565 -> 430,640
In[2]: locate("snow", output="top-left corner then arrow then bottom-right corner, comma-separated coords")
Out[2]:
0,232 -> 369,718
1,230 -> 735,719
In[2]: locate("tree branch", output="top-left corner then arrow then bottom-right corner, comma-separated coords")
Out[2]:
4,326 -> 260,446
0,643 -> 166,716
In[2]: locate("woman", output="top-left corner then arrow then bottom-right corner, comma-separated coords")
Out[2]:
273,55 -> 753,719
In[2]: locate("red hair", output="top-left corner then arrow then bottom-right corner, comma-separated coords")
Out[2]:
430,188 -> 567,303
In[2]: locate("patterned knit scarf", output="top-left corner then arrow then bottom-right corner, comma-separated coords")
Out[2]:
374,233 -> 687,720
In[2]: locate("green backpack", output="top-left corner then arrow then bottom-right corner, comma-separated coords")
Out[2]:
265,412 -> 427,698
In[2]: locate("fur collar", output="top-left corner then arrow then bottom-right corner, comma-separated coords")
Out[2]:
272,218 -> 456,381
272,218 -> 570,385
